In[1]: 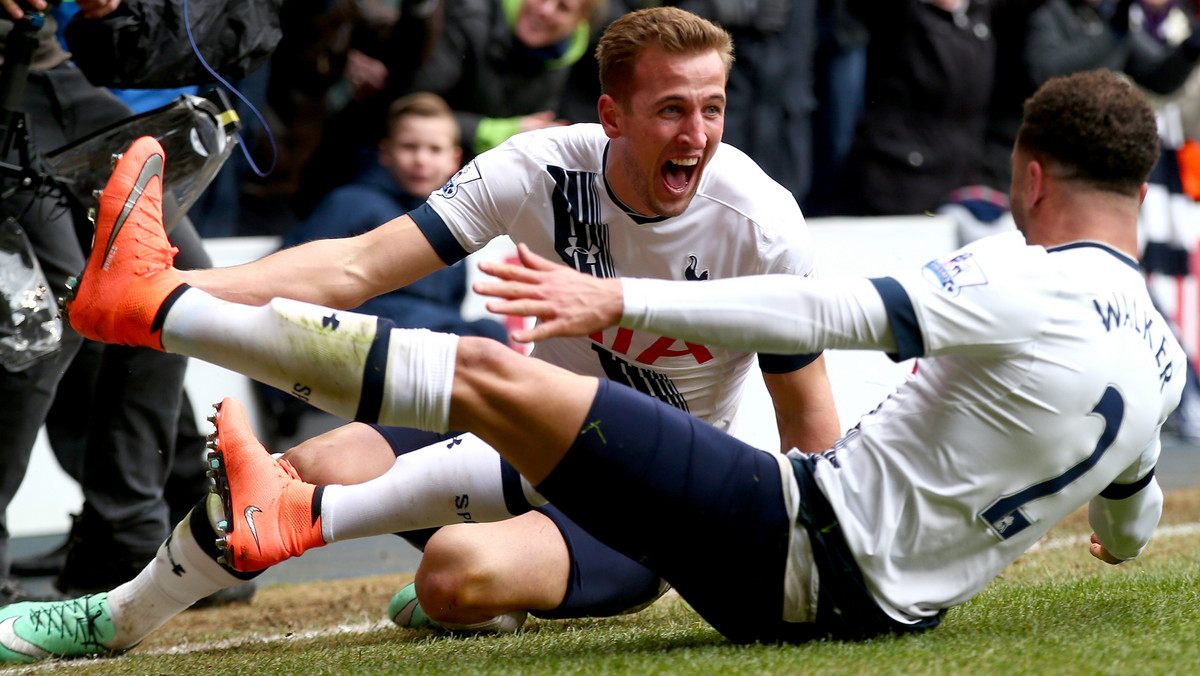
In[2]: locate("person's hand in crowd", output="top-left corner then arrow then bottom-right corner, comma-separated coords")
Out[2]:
76,0 -> 122,19
0,0 -> 46,20
345,48 -> 389,102
519,111 -> 568,133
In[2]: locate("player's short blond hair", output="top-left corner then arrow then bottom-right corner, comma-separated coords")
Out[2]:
595,7 -> 733,105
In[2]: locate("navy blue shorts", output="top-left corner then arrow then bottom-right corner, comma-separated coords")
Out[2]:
374,423 -> 667,617
529,503 -> 665,619
536,380 -> 938,643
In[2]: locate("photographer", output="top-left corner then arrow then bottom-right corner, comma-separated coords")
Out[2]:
0,0 -> 215,602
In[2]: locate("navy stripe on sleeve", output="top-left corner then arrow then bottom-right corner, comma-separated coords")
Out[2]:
868,277 -> 924,362
758,351 -> 821,374
409,202 -> 470,265
1099,467 -> 1155,500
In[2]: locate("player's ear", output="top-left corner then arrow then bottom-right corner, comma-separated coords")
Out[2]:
598,94 -> 622,139
1026,158 -> 1045,207
1138,182 -> 1149,205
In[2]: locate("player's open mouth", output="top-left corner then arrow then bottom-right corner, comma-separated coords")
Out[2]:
662,157 -> 699,193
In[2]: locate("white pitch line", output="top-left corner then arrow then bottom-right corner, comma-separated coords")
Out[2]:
1028,522 -> 1200,552
0,619 -> 397,673
144,618 -> 395,656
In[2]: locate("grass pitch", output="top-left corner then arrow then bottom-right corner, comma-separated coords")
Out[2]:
7,488 -> 1199,675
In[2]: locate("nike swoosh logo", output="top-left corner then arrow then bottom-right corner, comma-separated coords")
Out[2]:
101,152 -> 164,270
0,616 -> 49,659
245,505 -> 263,554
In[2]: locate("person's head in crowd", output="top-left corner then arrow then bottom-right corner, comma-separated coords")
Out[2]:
379,92 -> 464,199
1010,69 -> 1160,231
513,0 -> 601,51
594,7 -> 734,218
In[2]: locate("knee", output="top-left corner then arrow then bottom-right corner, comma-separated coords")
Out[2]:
414,525 -> 496,615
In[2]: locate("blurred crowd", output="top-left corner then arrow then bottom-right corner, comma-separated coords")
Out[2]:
155,0 -> 1200,236
4,0 -> 1200,607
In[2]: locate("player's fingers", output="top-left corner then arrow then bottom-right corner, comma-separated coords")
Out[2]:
1089,537 -> 1122,565
477,259 -> 541,284
485,297 -> 553,318
513,317 -> 576,343
474,278 -> 550,302
516,243 -> 561,271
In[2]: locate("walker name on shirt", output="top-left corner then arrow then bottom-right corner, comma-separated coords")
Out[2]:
1092,292 -> 1176,391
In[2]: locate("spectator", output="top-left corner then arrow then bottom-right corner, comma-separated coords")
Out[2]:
284,92 -> 506,340
836,0 -> 1045,216
298,0 -> 599,214
804,0 -> 868,217
979,0 -> 1200,190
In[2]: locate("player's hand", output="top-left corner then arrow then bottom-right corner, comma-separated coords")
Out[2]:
0,0 -> 46,20
76,0 -> 122,19
1089,533 -> 1124,565
475,243 -> 623,343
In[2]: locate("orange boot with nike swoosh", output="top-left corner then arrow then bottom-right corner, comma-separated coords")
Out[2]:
64,136 -> 186,350
207,397 -> 327,572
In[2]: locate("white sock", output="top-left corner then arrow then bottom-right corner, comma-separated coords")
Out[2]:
321,434 -> 544,542
104,495 -> 249,649
161,289 -> 457,431
438,611 -> 528,634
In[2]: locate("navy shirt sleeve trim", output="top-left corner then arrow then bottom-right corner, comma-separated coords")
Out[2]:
409,202 -> 470,265
758,351 -> 821,374
1099,467 -> 1155,500
868,277 -> 924,362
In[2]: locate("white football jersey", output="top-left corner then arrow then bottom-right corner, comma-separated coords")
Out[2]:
807,232 -> 1185,622
414,123 -> 815,429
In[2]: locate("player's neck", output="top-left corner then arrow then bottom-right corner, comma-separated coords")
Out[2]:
1025,190 -> 1140,260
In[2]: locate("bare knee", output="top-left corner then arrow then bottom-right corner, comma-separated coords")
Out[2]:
414,516 -> 570,622
414,524 -> 496,618
281,422 -> 396,485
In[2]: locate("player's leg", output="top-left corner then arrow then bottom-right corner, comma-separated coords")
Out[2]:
281,422 -> 400,485
514,378 -> 801,643
400,506 -> 665,633
408,513 -> 568,630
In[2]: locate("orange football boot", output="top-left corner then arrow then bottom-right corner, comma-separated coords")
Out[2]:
207,397 -> 326,572
65,136 -> 185,350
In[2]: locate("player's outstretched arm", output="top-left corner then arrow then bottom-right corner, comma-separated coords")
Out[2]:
179,213 -> 446,309
476,243 -> 624,343
479,244 -> 897,356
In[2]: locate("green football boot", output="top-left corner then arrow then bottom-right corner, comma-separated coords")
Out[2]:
0,593 -> 120,663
